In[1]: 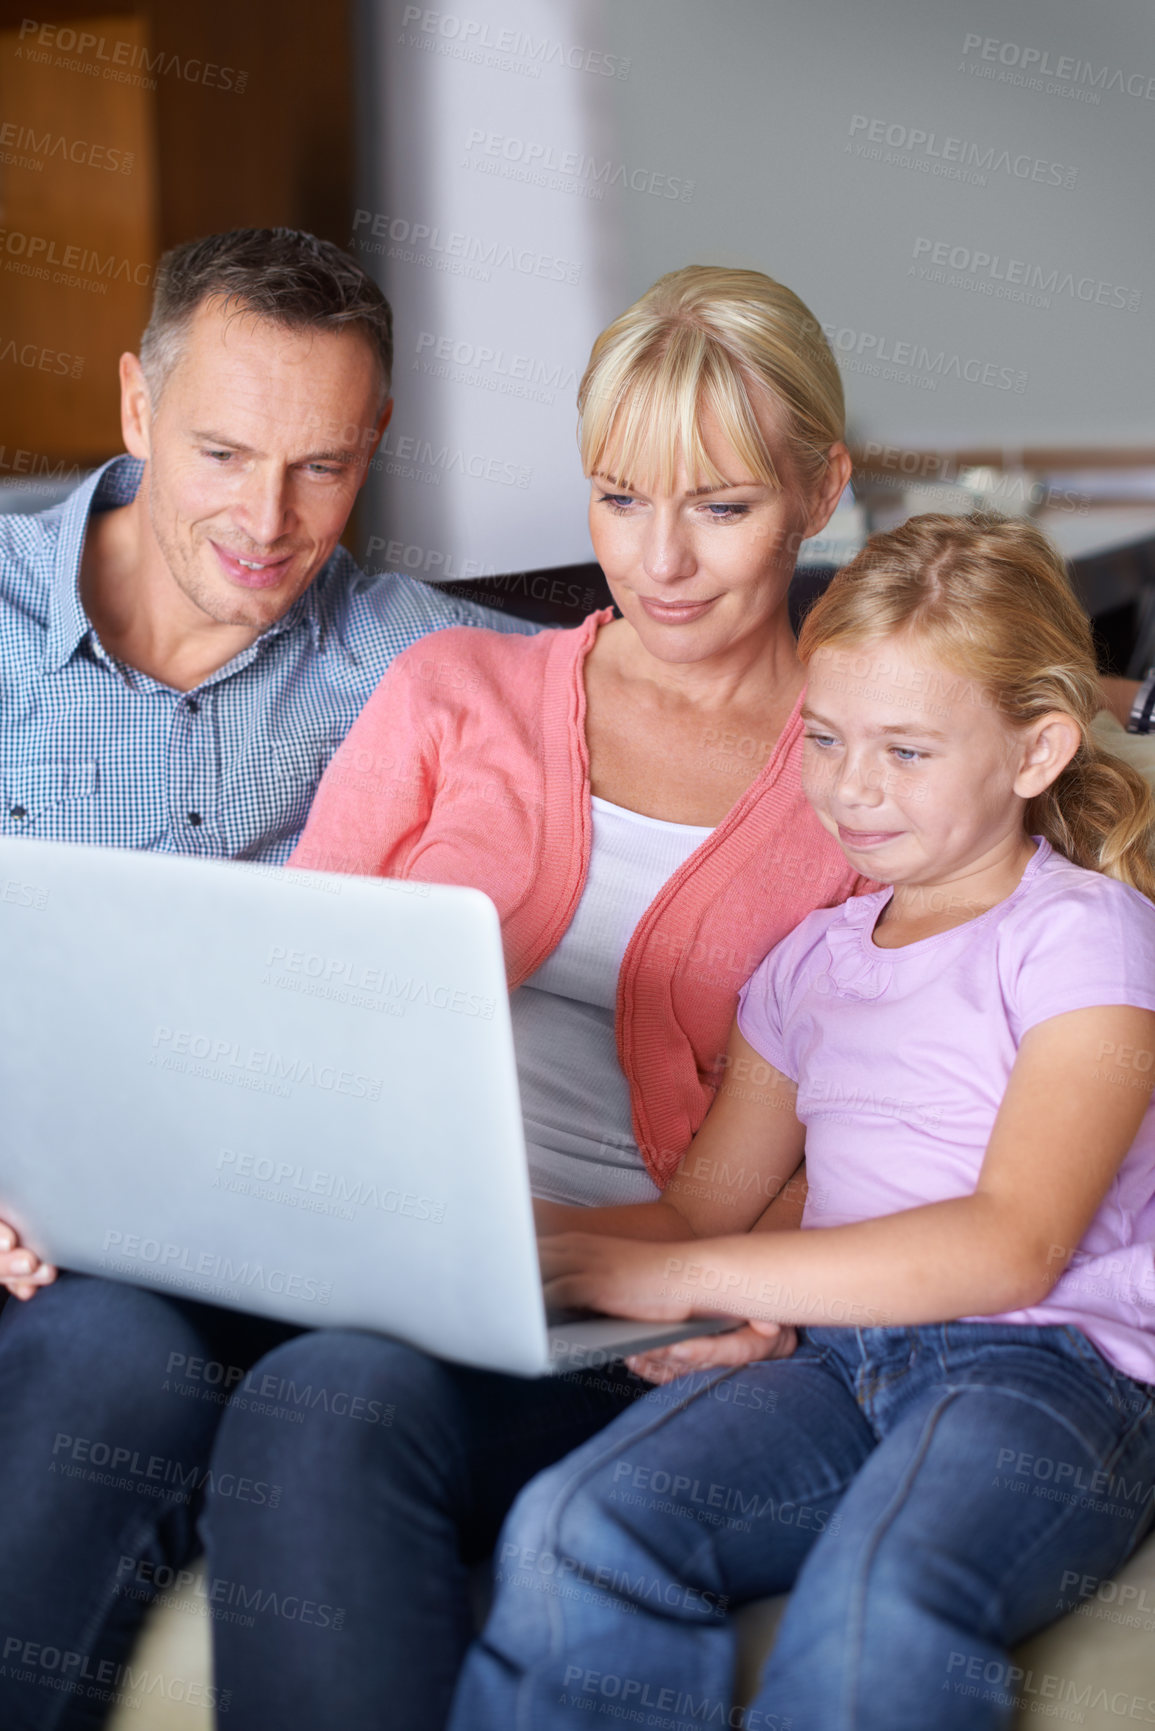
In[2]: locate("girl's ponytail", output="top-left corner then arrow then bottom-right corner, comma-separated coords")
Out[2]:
1031,746 -> 1155,901
797,512 -> 1155,900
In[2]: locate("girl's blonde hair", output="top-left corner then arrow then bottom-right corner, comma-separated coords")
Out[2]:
578,265 -> 844,494
796,512 -> 1155,899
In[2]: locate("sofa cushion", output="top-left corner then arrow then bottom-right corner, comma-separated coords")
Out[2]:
732,1526 -> 1155,1729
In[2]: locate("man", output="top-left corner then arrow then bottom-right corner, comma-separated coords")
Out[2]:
0,226 -> 535,1726
0,227 -> 530,1308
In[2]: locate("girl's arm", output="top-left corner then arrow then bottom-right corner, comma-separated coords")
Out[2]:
533,1020 -> 806,1242
541,1004 -> 1155,1326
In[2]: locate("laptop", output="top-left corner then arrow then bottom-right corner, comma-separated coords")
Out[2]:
0,838 -> 735,1376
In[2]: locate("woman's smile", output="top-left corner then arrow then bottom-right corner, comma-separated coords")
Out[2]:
635,593 -> 721,624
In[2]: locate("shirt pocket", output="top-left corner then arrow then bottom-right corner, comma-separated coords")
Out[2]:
264,731 -> 344,798
219,731 -> 345,856
2,758 -> 100,828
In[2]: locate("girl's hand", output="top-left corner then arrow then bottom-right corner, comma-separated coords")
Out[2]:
540,1232 -> 691,1322
625,1320 -> 798,1384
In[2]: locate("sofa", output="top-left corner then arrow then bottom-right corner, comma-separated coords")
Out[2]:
108,1525 -> 1155,1729
103,607 -> 1155,1727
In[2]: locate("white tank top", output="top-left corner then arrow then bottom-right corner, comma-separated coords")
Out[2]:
510,795 -> 713,1207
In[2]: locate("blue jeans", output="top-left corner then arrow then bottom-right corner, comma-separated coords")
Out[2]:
0,1275 -> 296,1730
0,1274 -> 641,1731
201,1325 -> 642,1728
450,1323 -> 1155,1731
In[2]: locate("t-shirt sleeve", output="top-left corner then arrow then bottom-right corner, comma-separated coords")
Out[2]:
1004,872 -> 1155,1040
736,935 -> 800,1081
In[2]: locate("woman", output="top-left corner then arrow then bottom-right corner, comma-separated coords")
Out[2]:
197,265 -> 870,1728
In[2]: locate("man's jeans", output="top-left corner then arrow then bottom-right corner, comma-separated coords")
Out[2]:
450,1323 -> 1155,1731
0,1273 -> 641,1731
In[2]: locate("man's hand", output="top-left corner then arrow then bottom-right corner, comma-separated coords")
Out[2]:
0,1220 -> 57,1302
624,1320 -> 798,1385
541,1232 -> 690,1322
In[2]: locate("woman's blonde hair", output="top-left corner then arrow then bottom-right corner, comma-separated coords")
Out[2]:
578,265 -> 844,494
796,513 -> 1155,899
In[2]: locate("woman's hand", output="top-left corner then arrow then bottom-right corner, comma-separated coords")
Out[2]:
540,1232 -> 691,1322
624,1320 -> 798,1384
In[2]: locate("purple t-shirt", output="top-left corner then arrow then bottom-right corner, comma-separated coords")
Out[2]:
737,839 -> 1155,1384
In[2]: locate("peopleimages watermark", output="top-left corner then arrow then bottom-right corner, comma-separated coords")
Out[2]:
364,535 -> 498,583
0,875 -> 49,910
399,8 -> 630,80
497,1540 -> 728,1616
946,1651 -> 1155,1723
820,320 -> 1026,394
559,1666 -> 789,1729
0,446 -> 83,488
993,1444 -> 1155,1521
960,33 -> 1155,102
412,329 -> 579,407
846,114 -> 1078,189
0,337 -> 83,378
16,18 -> 248,93
659,1257 -> 891,1327
853,442 -> 1089,515
462,130 -> 694,202
816,644 -> 996,713
213,1146 -> 447,1225
0,228 -> 152,296
369,424 -> 532,490
352,208 -> 582,286
149,1023 -> 384,1099
162,1351 -> 396,1428
50,1429 -> 280,1507
1058,1569 -> 1155,1631
0,1637 -> 229,1715
97,1229 -> 333,1307
0,122 -> 133,175
117,1555 -> 347,1633
1090,1037 -> 1155,1098
360,543 -> 600,616
910,237 -> 1141,314
261,942 -> 496,1020
609,1458 -> 842,1538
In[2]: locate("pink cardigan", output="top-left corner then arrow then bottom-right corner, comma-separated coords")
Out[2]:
290,612 -> 869,1187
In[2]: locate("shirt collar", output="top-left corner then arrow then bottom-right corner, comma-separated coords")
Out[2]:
42,454 -> 325,678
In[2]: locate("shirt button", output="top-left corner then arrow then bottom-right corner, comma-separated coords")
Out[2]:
186,697 -> 199,714
9,805 -> 27,820
187,812 -> 203,827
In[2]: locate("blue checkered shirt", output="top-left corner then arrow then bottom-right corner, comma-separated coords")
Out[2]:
0,457 -> 535,863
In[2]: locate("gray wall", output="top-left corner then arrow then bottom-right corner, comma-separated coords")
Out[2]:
356,0 -> 1154,577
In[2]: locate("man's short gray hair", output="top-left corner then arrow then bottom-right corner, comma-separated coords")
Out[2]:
138,228 -> 393,407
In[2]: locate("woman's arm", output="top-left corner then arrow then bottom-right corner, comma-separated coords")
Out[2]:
541,1005 -> 1155,1326
534,1021 -> 806,1242
288,650 -> 437,876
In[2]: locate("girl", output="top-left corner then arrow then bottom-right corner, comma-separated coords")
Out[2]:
450,512 -> 1155,1731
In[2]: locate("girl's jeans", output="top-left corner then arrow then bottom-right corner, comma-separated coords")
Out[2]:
450,1322 -> 1155,1731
